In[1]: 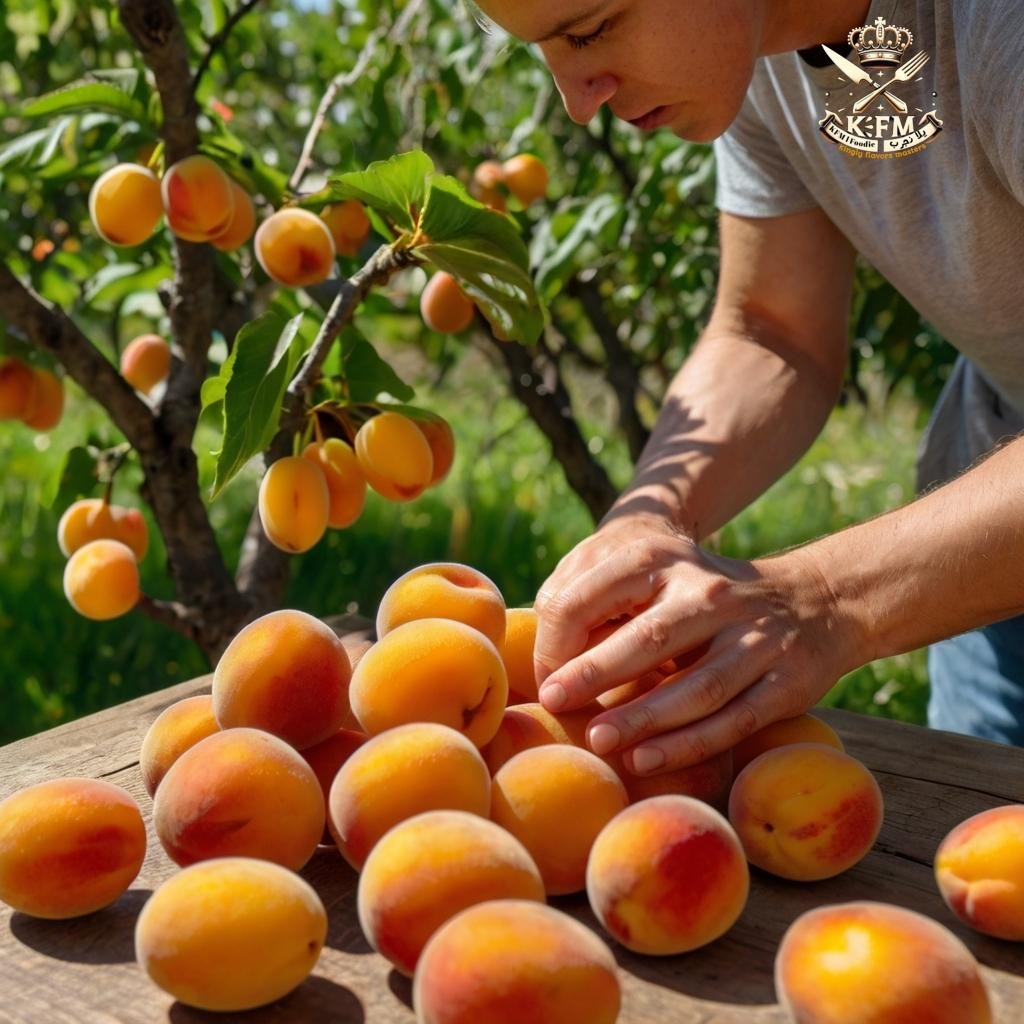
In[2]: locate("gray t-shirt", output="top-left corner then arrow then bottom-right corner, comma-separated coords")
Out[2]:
713,0 -> 1024,490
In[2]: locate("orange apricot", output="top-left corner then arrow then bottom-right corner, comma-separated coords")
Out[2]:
120,333 -> 171,395
732,713 -> 844,775
20,367 -> 64,430
255,207 -> 336,287
615,747 -> 735,810
301,727 -> 366,845
161,154 -> 234,242
502,154 -> 548,205
320,200 -> 371,257
301,438 -> 366,529
89,163 -> 163,246
499,607 -> 539,703
63,538 -> 140,620
413,413 -> 456,484
472,160 -> 505,191
0,357 -> 36,419
481,701 -> 598,774
420,272 -> 475,334
57,498 -> 148,561
354,410 -> 434,502
140,695 -> 220,797
210,178 -> 256,252
257,455 -> 330,553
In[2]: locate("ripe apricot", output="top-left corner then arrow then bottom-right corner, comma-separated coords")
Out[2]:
136,858 -> 327,1012
57,498 -> 148,561
213,608 -> 353,750
615,747 -> 735,810
376,562 -> 506,647
499,607 -> 538,703
257,455 -> 330,553
481,701 -> 598,774
587,795 -> 750,954
153,727 -> 325,869
502,154 -> 548,205
140,695 -> 220,797
89,163 -> 163,246
161,154 -> 234,242
776,902 -> 992,1024
301,727 -> 366,844
731,713 -> 843,775
328,722 -> 491,870
473,160 -> 505,191
255,207 -> 336,287
20,367 -> 63,430
350,617 -> 508,747
120,333 -> 171,395
420,272 -> 475,333
321,200 -> 371,257
210,178 -> 256,252
414,900 -> 622,1024
357,809 -> 545,976
302,438 -> 366,529
0,357 -> 36,419
63,538 -> 140,620
414,414 -> 456,484
473,186 -> 508,213
0,777 -> 146,919
354,410 -> 434,502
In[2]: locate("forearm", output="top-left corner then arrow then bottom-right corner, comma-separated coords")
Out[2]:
606,323 -> 841,540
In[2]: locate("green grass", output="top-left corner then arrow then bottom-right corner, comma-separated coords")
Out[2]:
0,357 -> 928,744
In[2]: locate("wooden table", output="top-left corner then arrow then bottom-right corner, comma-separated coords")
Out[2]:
2,637 -> 1023,1022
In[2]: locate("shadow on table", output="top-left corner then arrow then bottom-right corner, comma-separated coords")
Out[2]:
9,887 -> 152,965
169,975 -> 364,1022
387,968 -> 413,1008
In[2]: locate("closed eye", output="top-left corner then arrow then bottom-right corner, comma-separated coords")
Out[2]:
566,20 -> 609,50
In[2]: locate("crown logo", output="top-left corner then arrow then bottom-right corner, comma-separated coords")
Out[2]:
848,16 -> 914,67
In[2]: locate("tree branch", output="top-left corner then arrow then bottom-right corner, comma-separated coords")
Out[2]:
136,594 -> 203,645
192,0 -> 266,96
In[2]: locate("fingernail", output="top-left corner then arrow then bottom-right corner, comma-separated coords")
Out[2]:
588,723 -> 620,756
632,746 -> 665,774
540,683 -> 566,711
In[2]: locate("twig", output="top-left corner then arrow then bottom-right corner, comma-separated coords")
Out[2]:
136,594 -> 203,645
192,0 -> 266,95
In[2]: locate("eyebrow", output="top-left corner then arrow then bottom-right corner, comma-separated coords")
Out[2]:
530,2 -> 612,43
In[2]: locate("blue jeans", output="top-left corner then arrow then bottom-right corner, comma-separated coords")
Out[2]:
928,615 -> 1024,746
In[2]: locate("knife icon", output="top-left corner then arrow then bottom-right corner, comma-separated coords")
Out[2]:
821,44 -> 908,114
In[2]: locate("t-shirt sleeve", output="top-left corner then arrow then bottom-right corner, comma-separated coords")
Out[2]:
713,91 -> 818,217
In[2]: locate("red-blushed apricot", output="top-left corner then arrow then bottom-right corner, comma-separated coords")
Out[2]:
354,410 -> 435,502
0,778 -> 146,919
420,272 -> 475,334
136,857 -> 326,1012
615,747 -> 735,811
57,498 -> 148,561
502,154 -> 548,205
301,727 -> 366,844
728,743 -> 883,881
63,539 -> 140,620
161,154 -> 234,242
350,618 -> 508,748
413,414 -> 456,485
213,608 -> 353,750
257,455 -> 330,553
586,794 -> 750,954
321,200 -> 371,257
0,357 -> 36,419
413,900 -> 622,1024
732,713 -> 844,775
935,804 -> 1024,940
89,163 -> 163,246
302,438 -> 366,529
492,746 -> 628,895
329,723 -> 490,870
120,333 -> 171,395
473,160 -> 505,191
21,368 -> 64,430
255,207 -> 336,287
499,608 -> 538,703
210,178 -> 256,252
358,810 -> 545,976
775,901 -> 992,1024
153,727 -> 325,869
481,701 -> 599,774
140,695 -> 220,798
377,562 -> 506,647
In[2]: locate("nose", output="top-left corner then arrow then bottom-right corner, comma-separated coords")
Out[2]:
552,70 -> 619,125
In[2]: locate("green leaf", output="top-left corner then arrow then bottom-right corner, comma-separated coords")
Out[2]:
82,263 -> 173,311
0,117 -> 72,171
42,445 -> 97,510
534,194 -> 624,299
21,72 -> 148,122
338,327 -> 414,403
207,312 -> 307,498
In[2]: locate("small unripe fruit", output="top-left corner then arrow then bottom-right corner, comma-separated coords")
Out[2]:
63,539 -> 140,620
255,208 -> 336,287
258,455 -> 330,553
420,272 -> 475,334
503,154 -> 548,205
120,334 -> 171,395
89,163 -> 164,247
162,155 -> 235,242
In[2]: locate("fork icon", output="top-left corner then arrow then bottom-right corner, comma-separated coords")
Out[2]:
852,51 -> 930,114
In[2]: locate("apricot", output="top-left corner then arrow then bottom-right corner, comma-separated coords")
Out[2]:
357,809 -> 545,976
473,160 -> 505,191
414,900 -> 621,1024
473,185 -> 508,213
89,163 -> 163,246
354,410 -> 435,502
57,498 -> 148,561
213,608 -> 353,750
321,200 -> 371,257
255,207 -> 336,287
414,413 -> 456,484
302,437 -> 366,529
728,743 -> 883,881
776,902 -> 992,1024
350,618 -> 508,747
153,727 -> 324,869
586,794 -> 750,954
140,695 -> 220,798
420,272 -> 475,334
492,746 -> 628,895
120,333 -> 171,395
19,368 -> 63,430
481,701 -> 598,774
210,178 -> 256,252
503,154 -> 548,205
376,562 -> 506,647
301,727 -> 366,844
0,777 -> 146,919
161,154 -> 234,242
732,713 -> 844,775
500,607 -> 538,703
136,857 -> 326,1012
935,804 -> 1024,940
0,357 -> 36,419
257,454 -> 330,553
616,747 -> 734,810
328,722 -> 490,870
63,538 -> 140,620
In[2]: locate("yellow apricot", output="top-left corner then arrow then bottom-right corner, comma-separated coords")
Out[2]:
63,539 -> 140,620
161,155 -> 235,242
354,410 -> 434,502
57,498 -> 148,561
321,200 -> 371,257
500,608 -> 539,703
210,178 -> 256,252
502,154 -> 548,205
89,163 -> 163,247
255,207 -> 336,287
257,455 -> 330,553
420,272 -> 475,334
20,368 -> 63,431
302,438 -> 366,529
120,333 -> 171,395
140,694 -> 220,797
0,358 -> 37,419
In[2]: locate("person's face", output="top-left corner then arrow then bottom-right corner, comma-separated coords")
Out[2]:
475,0 -> 764,142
